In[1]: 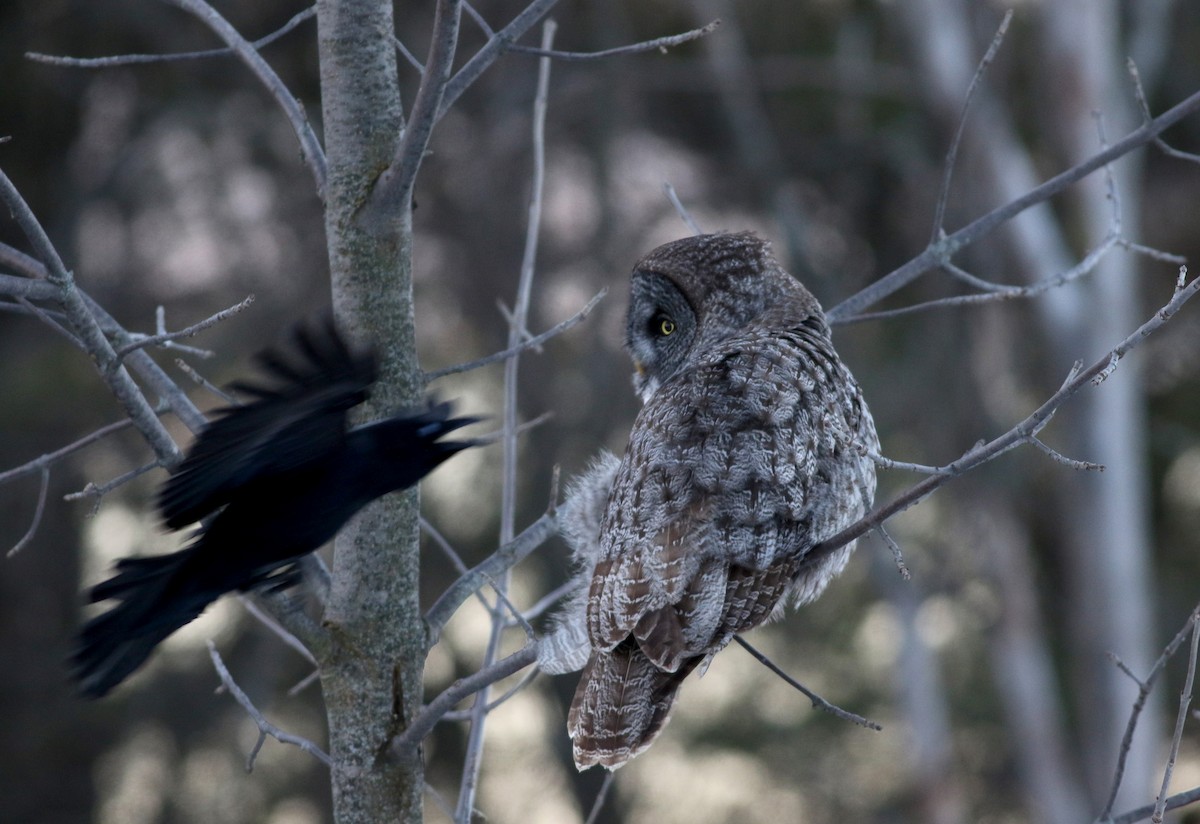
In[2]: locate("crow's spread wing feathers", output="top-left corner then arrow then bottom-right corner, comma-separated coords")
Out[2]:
158,319 -> 376,529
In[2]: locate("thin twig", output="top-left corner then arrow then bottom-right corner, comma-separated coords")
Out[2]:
868,452 -> 952,476
238,596 -> 318,666
424,511 -> 559,644
424,289 -> 605,381
455,27 -> 554,820
159,0 -> 327,198
1111,786 -> 1200,824
1127,59 -> 1200,165
0,417 -> 136,486
63,460 -> 162,514
841,231 -> 1119,324
394,36 -> 425,74
442,665 -> 540,720
663,182 -> 704,235
16,296 -> 84,350
7,466 -> 49,557
511,578 -> 578,625
585,772 -> 617,824
1029,437 -> 1104,472
804,272 -> 1200,577
1152,611 -> 1200,822
27,6 -> 316,67
876,525 -> 910,581
175,358 -> 240,404
929,10 -> 1013,242
369,0 -> 463,222
388,643 -> 539,759
114,296 -> 254,359
462,2 -> 495,38
506,20 -> 719,61
206,641 -> 331,770
1101,604 -> 1199,821
0,272 -> 59,301
0,159 -> 179,464
438,0 -> 559,121
828,85 -> 1200,321
733,636 -> 882,730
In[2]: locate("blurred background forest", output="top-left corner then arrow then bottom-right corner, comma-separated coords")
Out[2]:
2,1 -> 1200,822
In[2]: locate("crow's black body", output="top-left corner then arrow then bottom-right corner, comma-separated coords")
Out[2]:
73,321 -> 475,698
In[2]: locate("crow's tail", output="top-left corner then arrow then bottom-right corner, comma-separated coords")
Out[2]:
72,549 -> 214,699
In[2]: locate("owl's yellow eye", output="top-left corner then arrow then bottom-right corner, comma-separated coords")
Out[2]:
658,317 -> 676,336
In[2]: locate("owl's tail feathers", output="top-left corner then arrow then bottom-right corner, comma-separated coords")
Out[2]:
568,641 -> 700,770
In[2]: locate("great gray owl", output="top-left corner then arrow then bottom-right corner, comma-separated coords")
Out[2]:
558,231 -> 878,770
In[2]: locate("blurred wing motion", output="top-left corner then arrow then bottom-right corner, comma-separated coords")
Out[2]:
73,319 -> 477,698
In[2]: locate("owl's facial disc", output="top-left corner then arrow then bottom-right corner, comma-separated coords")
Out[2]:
626,272 -> 696,403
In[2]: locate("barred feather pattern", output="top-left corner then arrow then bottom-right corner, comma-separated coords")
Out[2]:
567,232 -> 878,770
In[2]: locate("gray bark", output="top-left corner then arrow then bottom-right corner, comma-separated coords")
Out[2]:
315,0 -> 424,821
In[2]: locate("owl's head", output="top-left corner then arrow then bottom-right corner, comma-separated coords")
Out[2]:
624,231 -> 825,402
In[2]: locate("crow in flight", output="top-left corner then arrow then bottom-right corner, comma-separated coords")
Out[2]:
73,319 -> 477,698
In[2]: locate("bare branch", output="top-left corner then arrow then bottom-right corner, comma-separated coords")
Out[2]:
0,417 -> 137,487
28,6 -> 316,67
1112,787 -> 1200,824
876,525 -> 910,581
174,358 -> 240,405
840,230 -> 1119,325
512,578 -> 578,625
462,3 -> 495,38
456,30 -> 555,817
114,296 -> 254,360
394,36 -> 425,74
803,273 -> 1200,576
733,635 -> 881,731
16,296 -> 85,350
7,466 -> 49,557
424,289 -> 606,382
828,85 -> 1200,321
63,460 -> 162,513
369,0 -> 463,220
868,451 -> 951,476
506,20 -> 719,61
388,643 -> 538,759
80,291 -> 208,434
238,595 -> 318,666
1029,437 -> 1104,472
663,181 -> 704,235
1101,606 -> 1200,821
930,10 -> 1012,242
159,0 -> 327,198
1152,612 -> 1200,822
207,641 -> 331,770
1127,59 -> 1200,165
0,272 -> 58,301
585,772 -> 617,824
0,167 -> 180,462
438,0 -> 559,121
442,666 -> 539,720
424,511 -> 559,646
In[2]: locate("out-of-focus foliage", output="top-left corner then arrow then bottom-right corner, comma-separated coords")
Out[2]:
2,1 -> 1200,823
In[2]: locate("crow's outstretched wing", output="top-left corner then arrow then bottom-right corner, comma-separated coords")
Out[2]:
158,319 -> 376,529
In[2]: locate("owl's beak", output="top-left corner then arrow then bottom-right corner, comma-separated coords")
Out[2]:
632,359 -> 646,378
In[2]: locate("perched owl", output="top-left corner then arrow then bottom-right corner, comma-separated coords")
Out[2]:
564,231 -> 878,770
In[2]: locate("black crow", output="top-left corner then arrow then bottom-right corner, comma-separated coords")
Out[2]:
73,319 -> 476,698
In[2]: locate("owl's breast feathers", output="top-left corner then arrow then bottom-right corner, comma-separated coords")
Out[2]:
571,328 -> 877,768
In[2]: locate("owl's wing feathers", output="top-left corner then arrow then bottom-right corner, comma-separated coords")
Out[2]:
587,337 -> 829,665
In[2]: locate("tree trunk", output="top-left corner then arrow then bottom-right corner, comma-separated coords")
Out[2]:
316,0 -> 424,821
